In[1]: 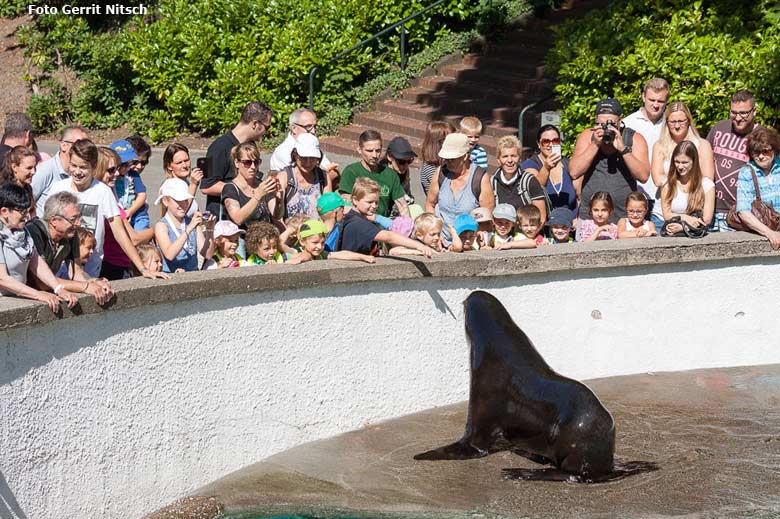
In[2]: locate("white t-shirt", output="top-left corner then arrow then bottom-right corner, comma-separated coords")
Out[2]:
269,133 -> 332,171
624,109 -> 664,197
49,178 -> 121,277
668,177 -> 714,215
0,233 -> 36,296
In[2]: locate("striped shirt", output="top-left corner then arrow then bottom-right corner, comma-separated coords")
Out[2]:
470,145 -> 488,170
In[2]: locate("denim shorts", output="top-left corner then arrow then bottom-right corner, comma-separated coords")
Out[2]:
709,212 -> 733,233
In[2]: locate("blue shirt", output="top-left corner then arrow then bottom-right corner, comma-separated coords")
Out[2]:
469,145 -> 488,170
736,158 -> 780,213
161,215 -> 198,272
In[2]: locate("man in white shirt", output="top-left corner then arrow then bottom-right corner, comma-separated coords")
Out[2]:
270,108 -> 339,178
32,126 -> 89,215
623,78 -> 669,215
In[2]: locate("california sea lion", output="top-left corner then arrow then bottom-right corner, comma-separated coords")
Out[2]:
415,290 -> 657,483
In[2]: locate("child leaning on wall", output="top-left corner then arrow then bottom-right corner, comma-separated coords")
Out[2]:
287,219 -> 375,265
388,212 -> 444,255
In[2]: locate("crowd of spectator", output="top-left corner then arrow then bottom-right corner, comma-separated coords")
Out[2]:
0,81 -> 778,312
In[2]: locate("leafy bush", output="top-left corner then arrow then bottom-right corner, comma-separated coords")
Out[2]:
19,0 -> 478,141
548,0 -> 780,153
0,0 -> 28,17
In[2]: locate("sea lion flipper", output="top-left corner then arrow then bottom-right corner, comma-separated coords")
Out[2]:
414,440 -> 487,461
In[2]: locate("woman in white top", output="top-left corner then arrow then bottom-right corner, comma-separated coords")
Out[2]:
650,102 -> 715,229
661,140 -> 715,235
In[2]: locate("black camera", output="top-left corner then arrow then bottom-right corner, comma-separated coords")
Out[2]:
600,120 -> 617,144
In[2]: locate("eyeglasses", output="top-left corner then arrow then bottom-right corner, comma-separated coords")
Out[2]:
254,120 -> 270,134
238,158 -> 262,168
293,122 -> 318,132
12,207 -> 30,217
56,213 -> 82,225
62,140 -> 75,145
540,138 -> 561,145
730,107 -> 755,118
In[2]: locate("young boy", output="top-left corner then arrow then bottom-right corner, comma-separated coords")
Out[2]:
77,227 -> 97,268
547,207 -> 574,244
491,203 -> 519,247
109,139 -> 150,231
318,192 -> 347,253
339,177 -> 437,257
242,222 -> 288,265
448,213 -> 479,252
495,205 -> 540,250
287,219 -> 375,265
459,116 -> 488,170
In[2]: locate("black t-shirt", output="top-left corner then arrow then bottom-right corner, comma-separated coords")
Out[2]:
492,169 -> 547,210
339,210 -> 380,255
25,218 -> 79,275
203,131 -> 239,216
221,182 -> 272,229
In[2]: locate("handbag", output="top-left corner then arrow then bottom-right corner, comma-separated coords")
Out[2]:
726,164 -> 780,232
661,211 -> 708,239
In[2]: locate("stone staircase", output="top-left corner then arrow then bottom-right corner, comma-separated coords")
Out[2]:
320,0 -> 605,166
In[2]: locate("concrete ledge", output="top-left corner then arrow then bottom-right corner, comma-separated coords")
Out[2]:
0,231 -> 776,332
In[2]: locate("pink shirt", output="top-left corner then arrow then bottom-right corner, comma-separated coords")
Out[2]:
579,219 -> 618,241
102,206 -> 130,267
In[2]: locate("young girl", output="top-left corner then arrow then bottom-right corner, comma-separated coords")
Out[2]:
202,220 -> 245,270
243,222 -> 288,265
495,205 -> 540,250
489,203 -> 518,248
618,192 -> 657,238
448,214 -> 479,252
388,213 -> 444,255
154,178 -> 215,273
660,140 -> 715,236
288,219 -> 375,264
130,243 -> 163,276
578,191 -> 618,242
547,207 -> 574,244
77,227 -> 97,268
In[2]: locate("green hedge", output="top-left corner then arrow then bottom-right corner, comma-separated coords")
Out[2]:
19,0 -> 479,142
548,0 -> 780,152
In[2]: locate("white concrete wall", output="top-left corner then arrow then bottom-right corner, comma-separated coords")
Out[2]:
1,258 -> 779,518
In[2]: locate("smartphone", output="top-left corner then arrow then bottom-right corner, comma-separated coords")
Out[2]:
196,157 -> 211,177
551,144 -> 562,156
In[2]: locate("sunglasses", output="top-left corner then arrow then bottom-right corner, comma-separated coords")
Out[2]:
239,158 -> 262,168
540,138 -> 561,145
396,158 -> 414,165
128,159 -> 149,167
105,166 -> 119,175
293,122 -> 318,132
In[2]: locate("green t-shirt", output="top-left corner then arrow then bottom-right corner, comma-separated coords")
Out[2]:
339,162 -> 406,217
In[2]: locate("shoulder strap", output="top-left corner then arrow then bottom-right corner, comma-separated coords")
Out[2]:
471,166 -> 486,200
748,163 -> 763,202
27,219 -> 49,255
520,172 -> 553,215
437,165 -> 445,188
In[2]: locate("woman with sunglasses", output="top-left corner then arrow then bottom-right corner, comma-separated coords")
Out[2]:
520,125 -> 580,218
94,147 -> 155,280
384,136 -> 417,217
734,128 -> 780,249
0,183 -> 78,311
1,145 -> 38,218
222,142 -> 279,228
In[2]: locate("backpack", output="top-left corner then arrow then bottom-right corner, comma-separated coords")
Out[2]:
491,168 -> 553,216
438,164 -> 486,201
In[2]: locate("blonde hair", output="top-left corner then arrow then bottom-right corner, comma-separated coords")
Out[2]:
95,147 -> 120,181
413,212 -> 443,236
459,116 -> 483,135
517,204 -> 541,226
352,177 -> 381,200
130,243 -> 162,276
643,77 -> 669,94
657,101 -> 702,163
496,135 -> 521,153
230,142 -> 260,162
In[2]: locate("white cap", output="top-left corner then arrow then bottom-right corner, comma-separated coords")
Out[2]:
294,133 -> 322,158
438,133 -> 471,159
155,178 -> 195,205
213,220 -> 245,239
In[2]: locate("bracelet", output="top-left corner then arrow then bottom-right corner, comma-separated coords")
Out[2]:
53,283 -> 64,295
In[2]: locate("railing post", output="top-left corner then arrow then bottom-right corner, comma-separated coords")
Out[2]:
400,24 -> 407,70
308,66 -> 318,110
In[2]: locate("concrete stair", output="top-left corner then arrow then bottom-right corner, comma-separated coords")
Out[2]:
320,0 -> 606,165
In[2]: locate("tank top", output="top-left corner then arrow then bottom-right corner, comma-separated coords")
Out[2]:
161,214 -> 198,272
284,166 -> 325,219
435,163 -> 480,245
579,128 -> 637,223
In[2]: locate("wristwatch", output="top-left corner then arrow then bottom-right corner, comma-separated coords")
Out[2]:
620,145 -> 632,156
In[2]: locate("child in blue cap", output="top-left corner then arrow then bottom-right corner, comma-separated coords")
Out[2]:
448,213 -> 479,252
109,139 -> 150,231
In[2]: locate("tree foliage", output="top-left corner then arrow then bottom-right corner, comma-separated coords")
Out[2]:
547,0 -> 780,151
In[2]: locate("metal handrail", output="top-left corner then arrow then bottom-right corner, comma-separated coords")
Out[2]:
518,92 -> 556,146
308,0 -> 451,109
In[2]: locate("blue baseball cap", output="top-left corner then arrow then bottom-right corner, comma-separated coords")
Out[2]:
454,214 -> 478,235
548,207 -> 574,227
109,140 -> 139,164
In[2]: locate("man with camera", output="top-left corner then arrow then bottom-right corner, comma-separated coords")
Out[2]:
569,98 -> 650,224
